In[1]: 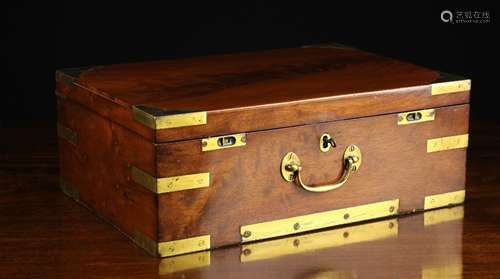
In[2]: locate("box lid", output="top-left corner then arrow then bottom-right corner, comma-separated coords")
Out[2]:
55,45 -> 470,143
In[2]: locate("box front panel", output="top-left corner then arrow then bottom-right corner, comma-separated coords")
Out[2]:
151,104 -> 468,250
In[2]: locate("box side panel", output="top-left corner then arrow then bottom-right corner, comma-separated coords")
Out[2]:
154,104 -> 468,248
57,96 -> 158,248
55,82 -> 155,142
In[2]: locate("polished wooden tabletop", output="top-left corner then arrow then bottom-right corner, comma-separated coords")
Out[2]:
1,117 -> 499,278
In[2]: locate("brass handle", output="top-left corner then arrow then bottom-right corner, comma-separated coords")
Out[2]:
281,145 -> 362,193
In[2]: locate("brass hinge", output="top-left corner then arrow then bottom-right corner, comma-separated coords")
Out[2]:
397,108 -> 435,125
427,134 -> 469,153
424,190 -> 465,210
132,105 -> 207,130
202,133 -> 246,151
431,80 -> 471,95
240,199 -> 399,243
132,230 -> 211,258
57,123 -> 78,145
131,166 -> 210,194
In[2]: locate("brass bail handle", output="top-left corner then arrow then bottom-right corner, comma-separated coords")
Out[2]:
281,145 -> 362,193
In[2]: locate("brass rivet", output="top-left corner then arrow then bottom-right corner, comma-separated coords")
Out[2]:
293,223 -> 300,230
343,213 -> 350,220
389,222 -> 394,229
349,145 -> 356,152
293,239 -> 300,247
202,141 -> 208,147
198,240 -> 205,247
389,206 -> 396,213
242,231 -> 252,238
242,248 -> 251,256
168,246 -> 175,252
343,231 -> 349,238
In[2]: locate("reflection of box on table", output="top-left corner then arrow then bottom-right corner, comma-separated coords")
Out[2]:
160,206 -> 464,278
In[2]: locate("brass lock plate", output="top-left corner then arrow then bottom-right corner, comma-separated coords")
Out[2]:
281,152 -> 301,182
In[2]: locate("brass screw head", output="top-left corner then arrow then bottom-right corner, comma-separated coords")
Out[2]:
389,206 -> 396,213
343,213 -> 350,220
242,248 -> 252,256
293,223 -> 301,230
242,231 -> 252,238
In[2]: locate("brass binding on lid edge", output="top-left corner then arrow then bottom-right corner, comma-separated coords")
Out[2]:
431,79 -> 471,95
132,105 -> 207,130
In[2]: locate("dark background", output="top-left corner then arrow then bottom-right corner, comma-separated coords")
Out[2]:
5,3 -> 497,128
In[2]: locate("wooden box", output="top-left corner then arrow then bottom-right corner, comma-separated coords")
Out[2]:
55,44 -> 470,257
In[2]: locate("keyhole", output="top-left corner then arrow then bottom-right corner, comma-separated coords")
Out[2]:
320,133 -> 336,152
322,135 -> 330,149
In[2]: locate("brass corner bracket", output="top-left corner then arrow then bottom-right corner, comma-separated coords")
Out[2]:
132,105 -> 207,130
427,134 -> 469,153
431,79 -> 471,95
131,166 -> 210,194
424,190 -> 465,210
133,231 -> 211,258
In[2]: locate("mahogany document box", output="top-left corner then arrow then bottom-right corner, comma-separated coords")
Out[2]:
55,45 -> 470,257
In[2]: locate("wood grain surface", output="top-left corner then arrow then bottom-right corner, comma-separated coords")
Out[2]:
55,47 -> 469,142
1,116 -> 498,278
155,104 -> 469,245
56,90 -> 470,249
